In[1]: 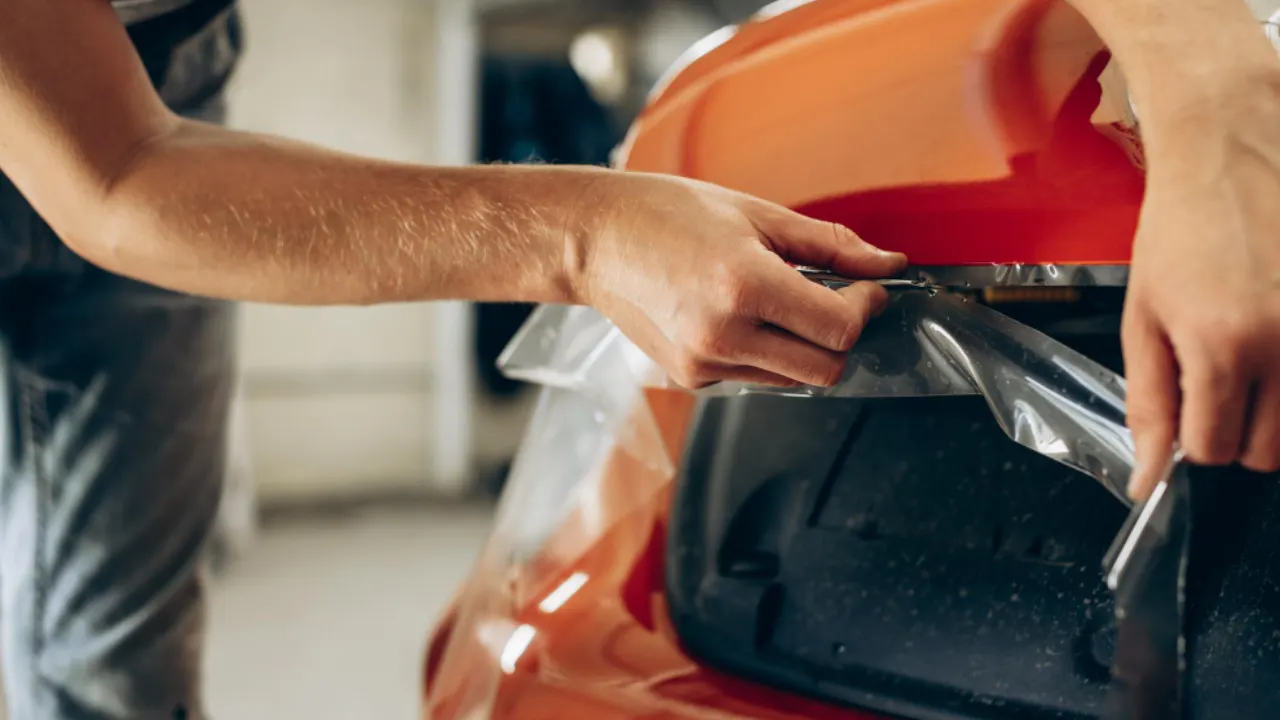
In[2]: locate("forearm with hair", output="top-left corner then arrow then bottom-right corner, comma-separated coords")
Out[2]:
86,119 -> 604,306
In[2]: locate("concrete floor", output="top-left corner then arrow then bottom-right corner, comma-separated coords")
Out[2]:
206,504 -> 492,719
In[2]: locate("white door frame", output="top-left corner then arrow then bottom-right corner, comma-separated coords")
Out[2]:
426,0 -> 480,495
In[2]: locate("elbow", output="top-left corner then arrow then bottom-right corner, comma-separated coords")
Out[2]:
60,192 -> 219,301
58,129 -> 177,280
57,189 -> 152,279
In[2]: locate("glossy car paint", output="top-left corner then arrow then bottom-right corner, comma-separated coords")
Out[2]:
424,0 -> 1145,717
618,0 -> 1144,266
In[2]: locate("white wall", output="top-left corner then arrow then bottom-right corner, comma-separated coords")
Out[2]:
225,0 -> 475,502
1253,0 -> 1280,18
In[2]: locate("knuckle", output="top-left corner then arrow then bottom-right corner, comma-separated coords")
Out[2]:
682,321 -> 733,360
1124,397 -> 1173,431
828,290 -> 876,351
1181,433 -> 1238,467
837,295 -> 879,348
821,357 -> 848,386
804,354 -> 846,387
710,261 -> 756,315
1124,414 -> 1160,436
1210,327 -> 1252,362
1180,351 -> 1237,391
1242,452 -> 1280,475
669,353 -> 712,389
1189,316 -> 1261,365
831,318 -> 862,353
826,221 -> 858,246
1243,432 -> 1280,474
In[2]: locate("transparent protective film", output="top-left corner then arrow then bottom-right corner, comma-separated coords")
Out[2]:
1103,457 -> 1190,720
492,290 -> 1187,716
427,383 -> 690,719
503,291 -> 1137,504
797,263 -> 1130,289
911,263 -> 1129,288
498,304 -> 671,477
708,289 -> 1135,502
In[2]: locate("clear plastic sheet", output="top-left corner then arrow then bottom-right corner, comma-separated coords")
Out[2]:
1103,457 -> 1192,720
713,289 -> 1134,501
498,304 -> 672,478
427,368 -> 686,718
908,263 -> 1129,288
494,274 -> 1189,714
796,263 -> 1130,288
501,284 -> 1137,503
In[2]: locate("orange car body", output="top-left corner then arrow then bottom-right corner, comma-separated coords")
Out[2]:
424,0 -> 1144,718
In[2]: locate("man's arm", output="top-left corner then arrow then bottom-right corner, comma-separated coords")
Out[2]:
0,0 -> 609,306
1067,0 -> 1280,493
0,0 -> 908,389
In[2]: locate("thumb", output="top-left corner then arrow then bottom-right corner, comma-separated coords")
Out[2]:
755,206 -> 907,278
1122,302 -> 1180,501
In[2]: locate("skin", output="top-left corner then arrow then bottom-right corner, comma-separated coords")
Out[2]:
1066,0 -> 1280,497
0,0 -> 1276,494
0,0 -> 904,391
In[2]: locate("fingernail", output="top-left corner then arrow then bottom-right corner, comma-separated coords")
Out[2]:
871,289 -> 892,317
1127,459 -> 1160,501
876,248 -> 909,268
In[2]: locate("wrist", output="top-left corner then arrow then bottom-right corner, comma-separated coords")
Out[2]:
557,167 -> 621,307
1137,62 -> 1280,158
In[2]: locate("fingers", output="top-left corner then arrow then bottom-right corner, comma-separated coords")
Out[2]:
1123,291 -> 1280,487
836,281 -> 892,324
660,262 -> 887,387
1241,379 -> 1280,473
614,253 -> 889,389
749,203 -> 907,278
719,325 -> 849,387
609,285 -> 829,390
665,315 -> 848,388
1122,304 -> 1181,501
1175,314 -> 1269,471
605,309 -> 797,390
676,362 -> 804,390
753,256 -> 890,353
1178,359 -> 1252,469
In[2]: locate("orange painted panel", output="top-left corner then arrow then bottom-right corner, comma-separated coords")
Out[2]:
618,0 -> 1144,266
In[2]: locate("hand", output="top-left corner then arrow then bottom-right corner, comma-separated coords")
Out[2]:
1123,75 -> 1280,500
569,173 -> 906,389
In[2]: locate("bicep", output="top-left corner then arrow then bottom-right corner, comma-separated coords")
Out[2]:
0,0 -> 176,241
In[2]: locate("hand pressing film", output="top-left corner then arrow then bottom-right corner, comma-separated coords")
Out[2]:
574,173 -> 907,390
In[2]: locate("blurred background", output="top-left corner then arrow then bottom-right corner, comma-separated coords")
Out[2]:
203,0 -> 773,717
